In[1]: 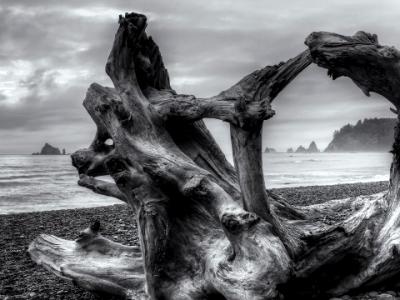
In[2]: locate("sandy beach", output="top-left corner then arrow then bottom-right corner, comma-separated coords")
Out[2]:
0,181 -> 392,300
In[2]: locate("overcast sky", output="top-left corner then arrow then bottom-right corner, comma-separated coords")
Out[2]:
0,0 -> 397,155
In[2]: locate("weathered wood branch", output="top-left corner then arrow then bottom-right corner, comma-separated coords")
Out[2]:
153,92 -> 275,127
303,30 -> 400,295
78,174 -> 127,202
227,52 -> 312,253
28,222 -> 147,299
152,50 -> 311,128
306,31 -> 400,107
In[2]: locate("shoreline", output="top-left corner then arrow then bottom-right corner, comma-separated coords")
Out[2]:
0,181 -> 390,299
0,180 -> 390,216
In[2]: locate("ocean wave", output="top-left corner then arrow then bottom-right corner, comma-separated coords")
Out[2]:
0,171 -> 77,180
0,174 -> 48,180
270,158 -> 323,164
0,165 -> 32,170
0,181 -> 37,187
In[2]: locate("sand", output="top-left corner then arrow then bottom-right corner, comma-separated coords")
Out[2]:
0,181 -> 392,300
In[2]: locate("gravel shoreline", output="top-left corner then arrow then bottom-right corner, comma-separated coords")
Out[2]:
0,181 -> 391,299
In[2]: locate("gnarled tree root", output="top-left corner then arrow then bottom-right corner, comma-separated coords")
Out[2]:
28,12 -> 400,300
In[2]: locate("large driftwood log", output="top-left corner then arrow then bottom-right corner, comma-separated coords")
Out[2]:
28,13 -> 400,299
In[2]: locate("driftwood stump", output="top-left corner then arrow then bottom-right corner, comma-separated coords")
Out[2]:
28,13 -> 400,299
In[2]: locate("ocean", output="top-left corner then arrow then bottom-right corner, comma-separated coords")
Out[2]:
0,153 -> 393,214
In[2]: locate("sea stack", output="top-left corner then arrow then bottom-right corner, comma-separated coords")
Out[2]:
264,147 -> 277,153
293,142 -> 320,153
37,143 -> 61,155
295,145 -> 307,153
307,141 -> 320,153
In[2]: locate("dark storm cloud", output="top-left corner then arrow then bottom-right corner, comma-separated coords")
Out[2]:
0,0 -> 398,153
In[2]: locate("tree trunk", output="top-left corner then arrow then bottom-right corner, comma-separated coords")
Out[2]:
28,14 -> 400,299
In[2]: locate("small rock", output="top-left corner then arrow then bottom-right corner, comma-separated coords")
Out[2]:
386,291 -> 396,296
29,292 -> 37,297
377,293 -> 396,300
369,291 -> 379,297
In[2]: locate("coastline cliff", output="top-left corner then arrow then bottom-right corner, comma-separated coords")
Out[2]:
325,118 -> 396,152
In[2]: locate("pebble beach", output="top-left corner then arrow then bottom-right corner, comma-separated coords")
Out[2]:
1,181 -> 397,300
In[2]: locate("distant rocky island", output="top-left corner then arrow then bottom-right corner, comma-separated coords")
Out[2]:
325,118 -> 396,152
32,143 -> 66,155
287,141 -> 320,153
264,147 -> 277,153
285,118 -> 396,153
